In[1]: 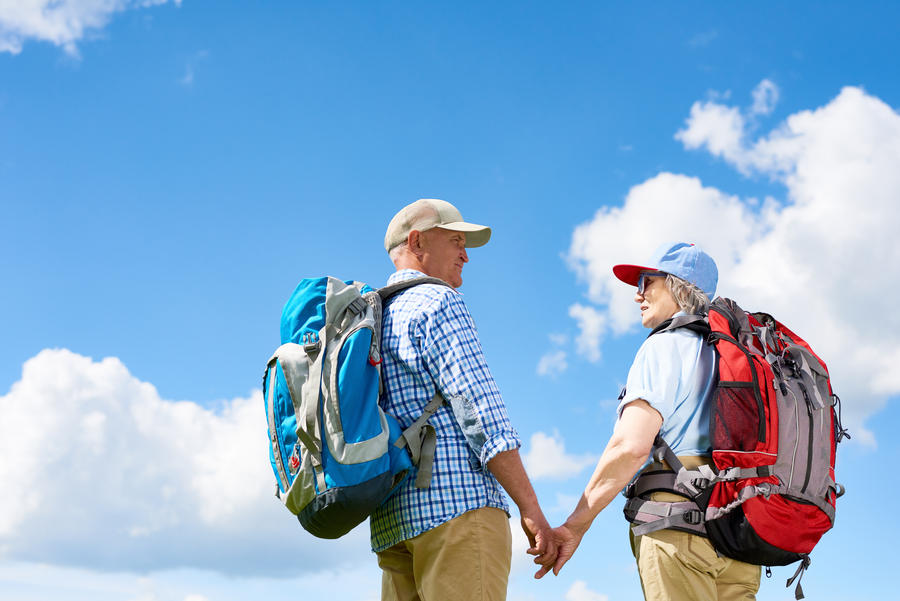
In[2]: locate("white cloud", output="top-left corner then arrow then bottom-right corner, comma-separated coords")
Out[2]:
0,349 -> 371,575
568,304 -> 607,362
550,492 -> 581,517
675,79 -> 782,173
568,173 -> 760,335
565,580 -> 609,601
0,0 -> 181,56
548,333 -> 569,346
522,431 -> 598,481
537,350 -> 568,378
567,84 -> 900,445
675,100 -> 747,168
179,49 -> 209,86
0,560 -> 384,601
750,79 -> 780,116
687,29 -> 718,48
180,64 -> 195,86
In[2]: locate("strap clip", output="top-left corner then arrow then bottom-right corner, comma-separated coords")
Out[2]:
302,332 -> 320,354
683,509 -> 703,525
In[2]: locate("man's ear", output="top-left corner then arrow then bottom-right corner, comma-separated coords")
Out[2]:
407,230 -> 425,256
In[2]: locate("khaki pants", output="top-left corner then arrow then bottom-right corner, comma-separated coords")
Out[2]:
631,528 -> 761,601
377,507 -> 512,601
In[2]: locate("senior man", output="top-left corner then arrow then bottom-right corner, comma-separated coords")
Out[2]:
371,198 -> 555,601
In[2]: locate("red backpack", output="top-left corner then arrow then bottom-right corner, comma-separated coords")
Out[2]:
624,297 -> 848,599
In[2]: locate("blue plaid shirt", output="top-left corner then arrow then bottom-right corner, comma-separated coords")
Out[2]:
370,269 -> 520,551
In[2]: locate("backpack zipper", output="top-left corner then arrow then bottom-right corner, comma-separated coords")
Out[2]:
800,383 -> 815,494
266,364 -> 291,493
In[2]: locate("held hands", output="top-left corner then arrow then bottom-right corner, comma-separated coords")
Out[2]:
520,511 -> 558,576
532,524 -> 583,579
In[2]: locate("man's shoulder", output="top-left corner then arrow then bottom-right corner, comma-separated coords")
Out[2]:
385,271 -> 463,310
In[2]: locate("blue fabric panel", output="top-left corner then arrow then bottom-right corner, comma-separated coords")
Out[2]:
280,277 -> 329,344
336,328 -> 382,444
319,395 -> 413,490
321,436 -> 390,489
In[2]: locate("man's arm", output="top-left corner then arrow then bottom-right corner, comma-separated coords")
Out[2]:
419,292 -> 557,566
486,449 -> 557,569
535,399 -> 662,578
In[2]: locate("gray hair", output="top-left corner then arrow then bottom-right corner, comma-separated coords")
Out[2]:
665,274 -> 710,315
388,242 -> 408,262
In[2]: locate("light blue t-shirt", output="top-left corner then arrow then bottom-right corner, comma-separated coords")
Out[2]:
616,314 -> 716,456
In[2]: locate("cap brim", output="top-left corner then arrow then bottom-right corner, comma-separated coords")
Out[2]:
612,263 -> 657,286
436,222 -> 492,248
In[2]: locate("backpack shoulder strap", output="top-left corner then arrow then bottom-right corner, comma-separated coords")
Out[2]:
375,275 -> 453,490
648,313 -> 711,339
377,276 -> 452,302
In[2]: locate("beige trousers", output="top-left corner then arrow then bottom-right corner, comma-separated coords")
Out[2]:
377,507 -> 512,601
631,528 -> 761,601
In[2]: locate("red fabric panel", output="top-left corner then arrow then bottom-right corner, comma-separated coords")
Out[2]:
744,495 -> 831,554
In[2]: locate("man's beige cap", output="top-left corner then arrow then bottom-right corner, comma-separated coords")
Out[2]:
384,198 -> 492,251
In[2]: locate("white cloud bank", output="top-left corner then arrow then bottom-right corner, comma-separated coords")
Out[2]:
523,430 -> 598,481
565,580 -> 609,601
0,349 -> 371,575
568,83 -> 900,445
0,0 -> 181,55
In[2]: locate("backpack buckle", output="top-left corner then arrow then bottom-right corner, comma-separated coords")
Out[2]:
683,509 -> 703,525
691,478 -> 711,490
302,332 -> 321,354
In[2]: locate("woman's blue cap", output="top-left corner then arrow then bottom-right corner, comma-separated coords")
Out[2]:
612,242 -> 718,299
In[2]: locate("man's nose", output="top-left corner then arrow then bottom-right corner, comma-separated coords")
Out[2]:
460,247 -> 468,263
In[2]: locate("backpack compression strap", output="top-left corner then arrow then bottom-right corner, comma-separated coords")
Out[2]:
394,391 -> 445,489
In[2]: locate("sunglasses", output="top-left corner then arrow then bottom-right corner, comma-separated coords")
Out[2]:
637,271 -> 667,295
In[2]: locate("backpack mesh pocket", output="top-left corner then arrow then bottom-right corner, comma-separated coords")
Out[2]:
712,383 -> 763,452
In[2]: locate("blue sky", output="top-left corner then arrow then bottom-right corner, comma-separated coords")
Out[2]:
2,2 -> 898,600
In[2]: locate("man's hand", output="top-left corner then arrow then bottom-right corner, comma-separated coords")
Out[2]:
521,511 -> 557,570
533,524 -> 583,578
485,450 -> 560,575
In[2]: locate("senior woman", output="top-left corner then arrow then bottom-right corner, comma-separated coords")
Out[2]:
535,242 -> 761,601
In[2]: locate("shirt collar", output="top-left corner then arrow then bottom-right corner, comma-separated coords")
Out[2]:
386,269 -> 463,296
387,269 -> 428,285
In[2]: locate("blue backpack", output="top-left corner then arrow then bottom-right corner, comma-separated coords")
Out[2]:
263,275 -> 448,538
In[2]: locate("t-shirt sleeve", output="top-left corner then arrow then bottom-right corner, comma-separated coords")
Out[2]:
617,334 -> 681,422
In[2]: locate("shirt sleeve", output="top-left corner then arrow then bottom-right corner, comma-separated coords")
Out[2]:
617,334 -> 682,422
416,288 -> 521,467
